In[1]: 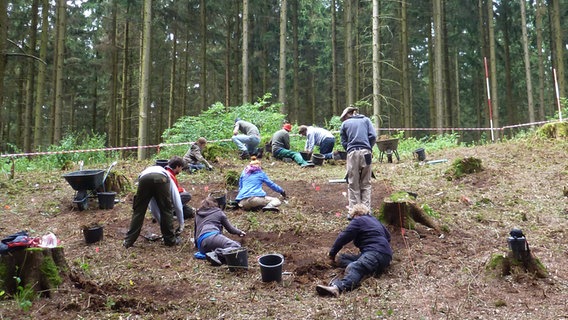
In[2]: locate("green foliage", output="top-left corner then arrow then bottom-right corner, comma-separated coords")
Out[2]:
13,276 -> 35,312
445,157 -> 483,180
421,203 -> 440,218
225,170 -> 240,189
1,132 -> 119,173
162,94 -> 287,151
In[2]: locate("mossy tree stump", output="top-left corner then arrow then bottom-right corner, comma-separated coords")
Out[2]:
0,247 -> 69,297
380,192 -> 440,233
103,171 -> 131,194
487,250 -> 547,279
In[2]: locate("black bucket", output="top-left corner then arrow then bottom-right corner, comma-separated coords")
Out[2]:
337,151 -> 347,160
155,159 -> 168,167
311,153 -> 325,166
83,226 -> 104,244
299,152 -> 311,161
224,248 -> 249,272
210,191 -> 227,210
258,253 -> 284,282
97,192 -> 116,209
413,148 -> 426,161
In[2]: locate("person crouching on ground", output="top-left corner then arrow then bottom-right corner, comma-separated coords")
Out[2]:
235,156 -> 287,212
316,204 -> 392,297
183,137 -> 213,173
298,125 -> 336,159
123,156 -> 184,248
271,123 -> 314,167
194,196 -> 246,266
154,157 -> 195,221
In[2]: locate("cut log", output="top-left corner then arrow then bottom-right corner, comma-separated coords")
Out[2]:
380,192 -> 440,232
0,247 -> 69,297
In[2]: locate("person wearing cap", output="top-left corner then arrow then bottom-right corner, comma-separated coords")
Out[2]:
183,137 -> 213,172
271,123 -> 314,167
194,195 -> 246,266
315,204 -> 392,297
123,156 -> 184,248
298,125 -> 336,159
235,156 -> 287,212
339,105 -> 377,210
232,118 -> 262,160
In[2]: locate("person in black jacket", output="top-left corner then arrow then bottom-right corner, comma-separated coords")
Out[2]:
316,204 -> 392,297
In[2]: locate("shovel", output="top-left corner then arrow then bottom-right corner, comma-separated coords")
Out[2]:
102,161 -> 118,192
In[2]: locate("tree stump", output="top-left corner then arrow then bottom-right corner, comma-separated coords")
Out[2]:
487,250 -> 547,279
380,192 -> 440,232
0,247 -> 69,297
103,171 -> 131,194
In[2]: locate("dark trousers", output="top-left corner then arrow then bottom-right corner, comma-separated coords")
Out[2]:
319,137 -> 336,158
125,173 -> 176,246
334,251 -> 391,292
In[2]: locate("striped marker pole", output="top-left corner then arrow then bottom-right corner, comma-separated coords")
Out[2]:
484,57 -> 495,142
553,68 -> 563,122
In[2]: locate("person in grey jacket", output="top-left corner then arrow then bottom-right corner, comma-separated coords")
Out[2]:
194,196 -> 246,266
232,118 -> 261,159
339,106 -> 377,210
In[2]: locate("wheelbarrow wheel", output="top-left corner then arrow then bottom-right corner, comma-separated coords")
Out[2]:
77,198 -> 88,211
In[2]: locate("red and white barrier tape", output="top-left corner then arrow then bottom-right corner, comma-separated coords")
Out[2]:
1,120 -> 563,159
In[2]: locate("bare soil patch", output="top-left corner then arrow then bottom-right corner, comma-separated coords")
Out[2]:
1,137 -> 568,319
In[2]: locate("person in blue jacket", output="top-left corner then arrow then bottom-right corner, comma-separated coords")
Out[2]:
316,204 -> 393,297
235,156 -> 287,212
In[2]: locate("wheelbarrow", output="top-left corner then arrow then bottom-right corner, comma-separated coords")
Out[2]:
62,161 -> 117,211
376,138 -> 400,163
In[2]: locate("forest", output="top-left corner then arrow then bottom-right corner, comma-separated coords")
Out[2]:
0,0 -> 566,158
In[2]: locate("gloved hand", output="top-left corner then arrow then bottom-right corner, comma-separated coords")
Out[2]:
280,191 -> 287,199
239,231 -> 246,237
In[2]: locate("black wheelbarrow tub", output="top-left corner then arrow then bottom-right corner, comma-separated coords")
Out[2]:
63,170 -> 105,191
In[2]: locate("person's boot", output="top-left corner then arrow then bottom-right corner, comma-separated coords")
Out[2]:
256,148 -> 264,159
262,204 -> 280,212
206,252 -> 223,266
239,150 -> 250,160
316,284 -> 340,297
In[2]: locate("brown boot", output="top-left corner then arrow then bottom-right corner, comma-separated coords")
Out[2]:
316,284 -> 340,297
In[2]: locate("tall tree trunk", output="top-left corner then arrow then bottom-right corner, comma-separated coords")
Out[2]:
52,0 -> 66,144
432,0 -> 444,133
24,0 -> 39,152
535,0 -> 546,120
401,0 -> 411,134
502,1 -> 514,125
550,0 -> 565,99
372,0 -> 381,130
292,0 -> 299,122
200,0 -> 207,110
487,0 -> 500,137
278,0 -> 287,113
120,3 -> 130,155
331,0 -> 338,115
242,0 -> 249,104
33,0 -> 49,150
138,0 -> 152,160
520,0 -> 535,125
0,0 -> 7,131
345,0 -> 354,106
168,25 -> 177,128
109,0 -> 119,146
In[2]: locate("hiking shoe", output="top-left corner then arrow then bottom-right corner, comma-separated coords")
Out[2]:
123,240 -> 133,249
206,252 -> 223,266
165,237 -> 181,247
301,162 -> 315,168
316,284 -> 340,297
239,151 -> 250,160
256,148 -> 264,159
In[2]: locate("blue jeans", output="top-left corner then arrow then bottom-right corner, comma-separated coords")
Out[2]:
334,251 -> 391,292
232,135 -> 260,155
319,137 -> 336,159
189,163 -> 205,171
